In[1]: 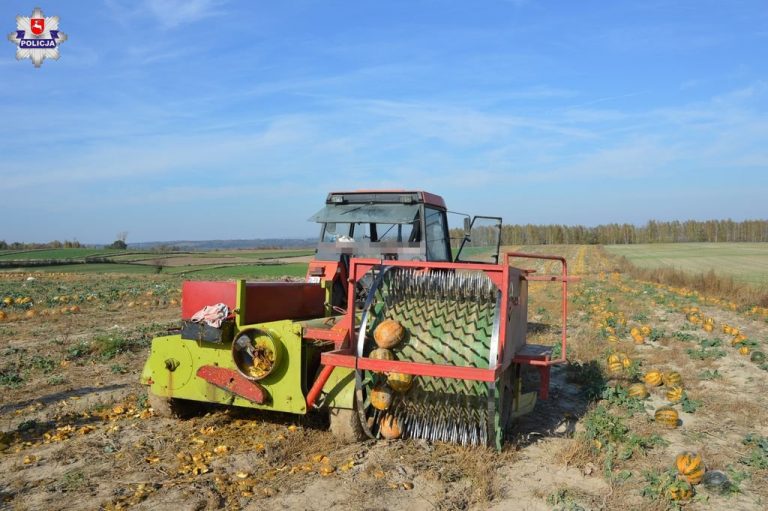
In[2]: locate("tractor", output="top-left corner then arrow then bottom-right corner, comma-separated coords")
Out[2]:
140,190 -> 572,448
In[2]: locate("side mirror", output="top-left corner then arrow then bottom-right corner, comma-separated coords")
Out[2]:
463,217 -> 471,237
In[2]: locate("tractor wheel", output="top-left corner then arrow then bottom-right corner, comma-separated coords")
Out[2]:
148,392 -> 198,419
329,405 -> 366,442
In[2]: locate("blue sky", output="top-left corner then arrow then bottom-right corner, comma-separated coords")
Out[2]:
1,1 -> 766,243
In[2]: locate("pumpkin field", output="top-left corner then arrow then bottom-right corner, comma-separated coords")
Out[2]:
1,245 -> 768,510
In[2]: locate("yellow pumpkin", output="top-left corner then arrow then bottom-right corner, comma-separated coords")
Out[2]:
632,333 -> 645,344
640,325 -> 652,336
387,372 -> 414,393
370,384 -> 394,411
607,360 -> 624,374
628,383 -> 649,399
731,334 -> 747,346
703,323 -> 714,333
675,452 -> 705,485
368,348 -> 395,373
666,386 -> 684,403
722,324 -> 732,334
373,319 -> 405,349
739,346 -> 750,356
655,407 -> 680,429
663,371 -> 682,386
630,327 -> 641,337
379,414 -> 401,440
644,370 -> 663,386
667,481 -> 694,501
0,310 -> 6,321
607,335 -> 619,344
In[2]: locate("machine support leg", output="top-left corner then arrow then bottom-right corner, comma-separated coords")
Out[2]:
306,365 -> 335,409
538,366 -> 551,400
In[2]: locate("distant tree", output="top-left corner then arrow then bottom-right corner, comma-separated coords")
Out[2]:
107,231 -> 128,250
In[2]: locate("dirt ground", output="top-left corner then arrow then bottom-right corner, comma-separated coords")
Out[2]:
1,246 -> 767,510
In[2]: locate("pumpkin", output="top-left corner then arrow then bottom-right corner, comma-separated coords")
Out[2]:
620,354 -> 632,369
607,360 -> 624,374
368,348 -> 395,373
632,333 -> 645,344
370,384 -> 394,411
675,451 -> 705,485
663,371 -> 682,386
750,351 -> 766,363
666,386 -> 684,403
667,480 -> 694,501
379,414 -> 401,440
387,372 -> 414,393
374,320 -> 406,349
24,309 -> 37,319
738,346 -> 750,356
0,310 -> 6,321
644,370 -> 663,386
655,407 -> 679,429
640,325 -> 652,336
607,335 -> 619,344
630,327 -> 641,337
731,334 -> 747,346
628,383 -> 649,399
722,324 -> 732,334
703,323 -> 714,333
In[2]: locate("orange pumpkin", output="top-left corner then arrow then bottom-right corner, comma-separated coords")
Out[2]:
739,346 -> 750,356
379,414 -> 401,440
370,384 -> 394,411
676,451 -> 705,485
374,320 -> 405,349
644,370 -> 663,386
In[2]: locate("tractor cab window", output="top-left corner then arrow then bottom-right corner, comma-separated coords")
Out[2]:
322,222 -> 351,242
351,222 -> 418,242
424,207 -> 450,261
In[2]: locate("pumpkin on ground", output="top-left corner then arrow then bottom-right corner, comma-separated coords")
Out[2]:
675,451 -> 705,485
628,383 -> 649,399
374,319 -> 406,349
667,480 -> 694,501
655,407 -> 680,429
738,346 -> 750,356
640,325 -> 652,337
666,386 -> 684,403
644,370 -> 663,386
663,371 -> 682,386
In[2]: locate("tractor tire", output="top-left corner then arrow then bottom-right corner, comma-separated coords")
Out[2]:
329,406 -> 366,442
148,392 -> 198,419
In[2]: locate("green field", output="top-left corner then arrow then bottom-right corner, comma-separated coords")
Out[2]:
604,242 -> 768,285
0,248 -> 125,260
0,247 -> 313,279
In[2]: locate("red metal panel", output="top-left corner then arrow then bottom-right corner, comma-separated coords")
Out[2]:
306,261 -> 339,281
303,326 -> 348,346
196,365 -> 266,404
243,282 -> 325,324
321,349 -> 501,382
181,281 -> 237,320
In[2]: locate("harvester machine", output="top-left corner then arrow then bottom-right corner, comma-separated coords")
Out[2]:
141,191 -> 574,449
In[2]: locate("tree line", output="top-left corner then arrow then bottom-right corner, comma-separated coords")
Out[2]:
0,239 -> 83,250
452,219 -> 768,245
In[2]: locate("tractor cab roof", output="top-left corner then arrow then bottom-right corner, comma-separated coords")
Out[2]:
323,190 -> 446,209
